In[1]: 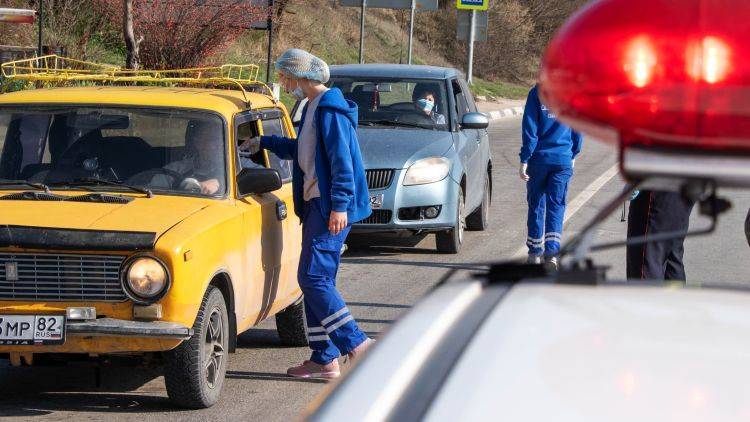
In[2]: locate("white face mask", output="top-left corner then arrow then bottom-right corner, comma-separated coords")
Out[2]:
292,86 -> 305,100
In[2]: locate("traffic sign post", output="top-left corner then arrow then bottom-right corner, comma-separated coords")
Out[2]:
456,0 -> 489,11
340,0 -> 438,64
456,1 -> 488,84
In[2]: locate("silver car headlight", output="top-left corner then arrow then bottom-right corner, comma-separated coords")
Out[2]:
403,157 -> 451,186
122,256 -> 170,302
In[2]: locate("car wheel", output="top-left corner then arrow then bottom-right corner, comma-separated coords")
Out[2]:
276,298 -> 308,347
466,172 -> 490,231
164,286 -> 228,409
436,189 -> 465,254
745,207 -> 750,247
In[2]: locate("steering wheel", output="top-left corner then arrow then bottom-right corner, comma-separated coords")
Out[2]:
127,168 -> 185,189
394,110 -> 435,126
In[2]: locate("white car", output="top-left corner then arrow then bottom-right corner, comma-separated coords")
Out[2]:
306,0 -> 750,420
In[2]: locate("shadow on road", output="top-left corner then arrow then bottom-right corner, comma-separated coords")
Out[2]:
226,370 -> 329,384
343,257 -> 486,271
0,362 -> 177,416
347,301 -> 411,309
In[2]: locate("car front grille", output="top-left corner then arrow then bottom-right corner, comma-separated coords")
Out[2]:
0,253 -> 127,302
366,169 -> 395,190
358,210 -> 393,225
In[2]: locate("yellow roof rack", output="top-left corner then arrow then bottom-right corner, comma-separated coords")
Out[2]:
1,55 -> 273,103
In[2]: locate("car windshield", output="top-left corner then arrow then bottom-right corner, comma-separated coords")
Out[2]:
0,107 -> 227,197
328,78 -> 449,131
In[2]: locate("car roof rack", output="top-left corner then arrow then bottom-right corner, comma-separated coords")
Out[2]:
0,55 -> 274,104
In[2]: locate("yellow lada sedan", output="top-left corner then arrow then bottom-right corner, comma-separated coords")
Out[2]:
0,57 -> 304,408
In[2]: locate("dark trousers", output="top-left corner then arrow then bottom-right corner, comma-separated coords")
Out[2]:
626,190 -> 695,281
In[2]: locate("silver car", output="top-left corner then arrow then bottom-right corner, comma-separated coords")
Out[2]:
292,65 -> 492,253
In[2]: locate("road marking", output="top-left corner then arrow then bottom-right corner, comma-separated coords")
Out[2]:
511,162 -> 620,259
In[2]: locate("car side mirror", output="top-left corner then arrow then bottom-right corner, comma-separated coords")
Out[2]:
460,112 -> 490,130
237,168 -> 282,196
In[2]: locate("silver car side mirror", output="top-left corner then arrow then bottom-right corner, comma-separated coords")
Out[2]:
460,112 -> 490,130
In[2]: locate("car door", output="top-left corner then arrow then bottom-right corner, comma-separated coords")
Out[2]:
234,110 -> 299,328
451,78 -> 481,210
459,77 -> 490,202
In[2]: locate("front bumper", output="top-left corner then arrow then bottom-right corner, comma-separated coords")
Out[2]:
353,170 -> 460,233
67,318 -> 193,340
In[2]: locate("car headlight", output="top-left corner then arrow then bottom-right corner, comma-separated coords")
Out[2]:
122,256 -> 170,302
403,157 -> 451,186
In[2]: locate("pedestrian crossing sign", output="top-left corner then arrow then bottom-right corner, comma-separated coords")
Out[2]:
456,0 -> 489,10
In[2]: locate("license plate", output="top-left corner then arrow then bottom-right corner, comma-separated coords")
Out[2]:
370,193 -> 384,209
0,315 -> 65,345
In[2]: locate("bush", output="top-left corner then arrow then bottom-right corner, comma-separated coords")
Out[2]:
97,0 -> 270,69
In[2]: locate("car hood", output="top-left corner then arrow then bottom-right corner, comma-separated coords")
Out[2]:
0,192 -> 211,236
357,127 -> 454,169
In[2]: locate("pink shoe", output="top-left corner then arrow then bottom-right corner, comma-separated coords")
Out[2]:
287,359 -> 340,379
346,338 -> 375,363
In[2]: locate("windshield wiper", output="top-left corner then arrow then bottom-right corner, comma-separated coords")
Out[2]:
0,179 -> 50,192
360,119 -> 433,129
49,178 -> 152,198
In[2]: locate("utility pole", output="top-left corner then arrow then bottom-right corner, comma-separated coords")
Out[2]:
407,0 -> 416,64
359,0 -> 366,64
37,0 -> 43,56
266,0 -> 274,82
466,9 -> 476,84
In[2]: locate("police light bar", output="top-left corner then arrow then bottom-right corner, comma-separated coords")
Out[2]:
0,8 -> 36,24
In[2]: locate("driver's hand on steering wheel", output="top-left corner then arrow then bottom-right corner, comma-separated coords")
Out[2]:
201,179 -> 220,195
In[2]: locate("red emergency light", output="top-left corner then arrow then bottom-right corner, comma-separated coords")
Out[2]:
539,0 -> 750,156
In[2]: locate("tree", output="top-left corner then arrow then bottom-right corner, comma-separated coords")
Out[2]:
99,0 -> 270,69
123,0 -> 141,69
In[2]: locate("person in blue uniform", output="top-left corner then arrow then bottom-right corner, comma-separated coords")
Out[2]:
243,49 -> 373,378
519,84 -> 583,268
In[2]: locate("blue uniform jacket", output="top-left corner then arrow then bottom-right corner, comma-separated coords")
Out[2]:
520,85 -> 583,166
260,88 -> 372,224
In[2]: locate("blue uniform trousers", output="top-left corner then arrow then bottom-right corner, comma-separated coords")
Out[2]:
299,198 -> 368,364
526,164 -> 573,257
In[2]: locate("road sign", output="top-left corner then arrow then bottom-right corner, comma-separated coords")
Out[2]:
340,0 -> 438,11
457,9 -> 487,41
456,0 -> 488,11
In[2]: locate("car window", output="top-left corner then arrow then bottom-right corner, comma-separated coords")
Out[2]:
0,106 -> 227,197
328,77 -> 449,131
261,116 -> 293,182
236,118 -> 267,173
459,79 -> 478,113
0,113 -> 10,156
452,79 -> 471,121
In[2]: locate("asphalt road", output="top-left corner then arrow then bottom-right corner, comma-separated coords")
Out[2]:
1,117 -> 748,421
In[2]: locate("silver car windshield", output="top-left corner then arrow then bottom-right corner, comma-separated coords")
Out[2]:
329,78 -> 450,131
0,107 -> 227,197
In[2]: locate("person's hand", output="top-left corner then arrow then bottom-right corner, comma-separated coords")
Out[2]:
519,163 -> 530,181
329,211 -> 348,235
240,136 -> 261,154
200,179 -> 220,195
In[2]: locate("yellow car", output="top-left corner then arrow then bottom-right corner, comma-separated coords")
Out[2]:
0,56 -> 304,407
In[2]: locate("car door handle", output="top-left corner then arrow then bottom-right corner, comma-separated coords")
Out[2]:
276,201 -> 288,221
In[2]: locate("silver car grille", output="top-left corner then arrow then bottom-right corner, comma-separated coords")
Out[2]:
365,169 -> 395,190
0,253 -> 126,302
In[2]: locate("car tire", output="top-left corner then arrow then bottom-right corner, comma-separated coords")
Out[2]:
466,172 -> 490,231
276,298 -> 308,347
436,189 -> 465,254
745,207 -> 750,247
164,285 -> 228,409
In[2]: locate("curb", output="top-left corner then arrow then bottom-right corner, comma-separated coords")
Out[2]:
485,106 -> 524,120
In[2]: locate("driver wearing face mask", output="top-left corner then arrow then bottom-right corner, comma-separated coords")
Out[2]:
154,120 -> 225,195
413,87 -> 446,125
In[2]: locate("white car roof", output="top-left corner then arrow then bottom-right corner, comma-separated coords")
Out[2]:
425,283 -> 750,421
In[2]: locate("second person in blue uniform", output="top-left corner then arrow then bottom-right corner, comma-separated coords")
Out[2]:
520,84 -> 583,267
244,49 -> 373,378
